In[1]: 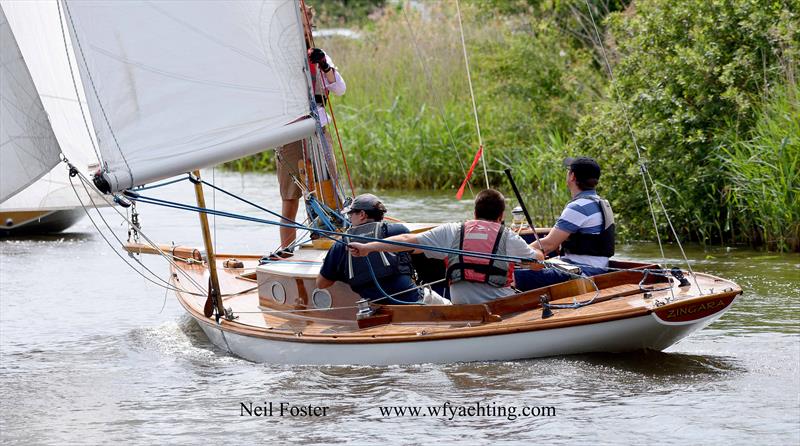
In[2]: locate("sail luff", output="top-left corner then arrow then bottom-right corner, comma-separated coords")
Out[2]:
0,4 -> 62,203
62,0 -> 314,192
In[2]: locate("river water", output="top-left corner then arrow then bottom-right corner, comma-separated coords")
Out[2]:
1,171 -> 798,445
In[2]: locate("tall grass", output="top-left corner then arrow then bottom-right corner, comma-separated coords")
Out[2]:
720,82 -> 800,252
323,3 -> 594,226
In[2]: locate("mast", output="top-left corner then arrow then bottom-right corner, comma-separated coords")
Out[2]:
191,170 -> 224,320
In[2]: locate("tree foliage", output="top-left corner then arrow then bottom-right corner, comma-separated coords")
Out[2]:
572,0 -> 799,244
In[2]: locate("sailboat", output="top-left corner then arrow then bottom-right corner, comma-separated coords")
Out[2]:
0,1 -> 103,236
56,0 -> 741,365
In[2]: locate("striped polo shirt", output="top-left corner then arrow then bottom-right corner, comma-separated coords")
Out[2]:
554,189 -> 609,268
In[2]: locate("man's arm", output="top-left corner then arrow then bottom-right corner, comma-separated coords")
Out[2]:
315,274 -> 336,289
348,233 -> 420,257
531,227 -> 571,255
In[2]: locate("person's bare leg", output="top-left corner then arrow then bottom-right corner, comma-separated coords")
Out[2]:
279,198 -> 300,248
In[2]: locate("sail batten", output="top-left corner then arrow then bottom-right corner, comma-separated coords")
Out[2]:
0,4 -> 62,203
63,0 -> 312,192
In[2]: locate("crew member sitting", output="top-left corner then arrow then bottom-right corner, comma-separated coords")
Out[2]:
348,189 -> 544,305
316,194 -> 445,305
515,156 -> 615,290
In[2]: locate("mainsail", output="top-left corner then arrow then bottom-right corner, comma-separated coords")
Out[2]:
63,0 -> 315,192
0,4 -> 62,203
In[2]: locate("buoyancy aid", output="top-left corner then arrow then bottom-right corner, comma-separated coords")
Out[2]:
345,222 -> 414,288
561,195 -> 616,257
445,220 -> 513,288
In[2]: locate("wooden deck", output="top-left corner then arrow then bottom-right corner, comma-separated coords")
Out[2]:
170,246 -> 742,344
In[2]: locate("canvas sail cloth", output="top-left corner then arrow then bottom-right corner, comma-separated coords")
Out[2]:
0,0 -> 101,212
0,4 -> 62,203
63,0 -> 315,193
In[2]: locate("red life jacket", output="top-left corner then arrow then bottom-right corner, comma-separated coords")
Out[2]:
445,220 -> 513,288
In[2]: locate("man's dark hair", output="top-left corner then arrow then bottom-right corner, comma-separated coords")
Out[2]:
474,189 -> 506,221
364,209 -> 385,221
575,177 -> 599,191
565,157 -> 601,191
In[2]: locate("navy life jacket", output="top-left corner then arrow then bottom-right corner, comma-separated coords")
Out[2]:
561,195 -> 616,258
345,222 -> 414,288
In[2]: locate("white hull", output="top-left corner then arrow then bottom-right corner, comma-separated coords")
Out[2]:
191,299 -> 734,365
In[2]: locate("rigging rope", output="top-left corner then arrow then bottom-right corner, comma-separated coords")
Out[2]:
62,0 -> 134,189
583,0 -> 700,295
126,180 -> 687,283
69,168 -> 205,296
299,0 -> 354,199
56,1 -> 101,166
455,0 -> 490,190
71,163 -> 677,317
400,6 -> 473,197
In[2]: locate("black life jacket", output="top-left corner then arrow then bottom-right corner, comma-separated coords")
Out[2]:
561,194 -> 616,258
345,222 -> 414,288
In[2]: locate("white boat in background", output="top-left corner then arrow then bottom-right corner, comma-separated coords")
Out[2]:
0,1 -> 103,236
55,0 -> 741,365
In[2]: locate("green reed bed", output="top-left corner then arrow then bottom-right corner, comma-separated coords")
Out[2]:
720,83 -> 799,252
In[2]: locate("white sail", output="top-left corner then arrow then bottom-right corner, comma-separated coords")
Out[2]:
0,4 -> 62,203
0,0 -> 101,213
63,0 -> 315,192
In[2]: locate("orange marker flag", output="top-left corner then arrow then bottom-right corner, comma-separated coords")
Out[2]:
455,145 -> 483,200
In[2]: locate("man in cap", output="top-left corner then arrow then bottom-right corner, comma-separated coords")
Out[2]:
514,156 -> 616,291
348,189 -> 545,305
316,194 -> 434,304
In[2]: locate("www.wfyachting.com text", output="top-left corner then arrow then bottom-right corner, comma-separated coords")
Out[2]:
378,401 -> 556,421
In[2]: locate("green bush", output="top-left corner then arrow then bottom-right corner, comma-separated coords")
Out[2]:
572,0 -> 798,246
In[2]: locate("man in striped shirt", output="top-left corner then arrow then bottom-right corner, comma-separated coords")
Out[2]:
515,157 -> 615,291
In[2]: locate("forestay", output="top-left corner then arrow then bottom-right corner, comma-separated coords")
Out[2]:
0,4 -> 62,203
63,0 -> 315,192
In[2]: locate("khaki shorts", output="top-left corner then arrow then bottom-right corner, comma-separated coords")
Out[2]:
275,129 -> 336,200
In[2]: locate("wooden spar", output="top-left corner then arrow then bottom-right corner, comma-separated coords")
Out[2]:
191,170 -> 224,319
123,242 -> 202,261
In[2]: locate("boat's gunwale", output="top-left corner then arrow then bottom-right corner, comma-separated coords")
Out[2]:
172,259 -> 741,345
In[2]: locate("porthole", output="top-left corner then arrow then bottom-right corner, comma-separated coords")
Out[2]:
270,281 -> 286,304
311,288 -> 332,309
